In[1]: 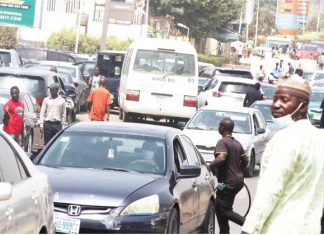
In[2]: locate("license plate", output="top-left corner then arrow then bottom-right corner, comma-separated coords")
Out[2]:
53,214 -> 80,234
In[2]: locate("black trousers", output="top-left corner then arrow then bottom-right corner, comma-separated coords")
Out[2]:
215,185 -> 245,234
44,121 -> 62,145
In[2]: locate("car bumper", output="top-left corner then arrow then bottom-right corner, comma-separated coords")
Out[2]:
54,211 -> 168,233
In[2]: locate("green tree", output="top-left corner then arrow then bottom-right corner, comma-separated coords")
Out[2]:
107,37 -> 132,51
150,0 -> 238,46
0,26 -> 17,49
47,28 -> 76,52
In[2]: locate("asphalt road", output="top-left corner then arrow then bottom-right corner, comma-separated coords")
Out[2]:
77,109 -> 260,234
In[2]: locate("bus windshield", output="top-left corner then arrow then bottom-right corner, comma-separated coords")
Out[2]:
133,50 -> 195,76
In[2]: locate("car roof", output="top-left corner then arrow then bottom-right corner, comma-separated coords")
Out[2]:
215,67 -> 251,72
260,82 -> 277,88
66,122 -> 180,138
214,76 -> 257,84
98,50 -> 126,55
199,104 -> 257,114
0,88 -> 30,98
129,39 -> 197,55
38,61 -> 77,67
0,67 -> 56,78
251,100 -> 273,106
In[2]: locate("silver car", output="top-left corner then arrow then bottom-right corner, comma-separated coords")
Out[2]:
183,105 -> 271,177
0,130 -> 55,233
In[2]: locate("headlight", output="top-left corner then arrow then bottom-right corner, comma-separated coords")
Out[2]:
120,195 -> 159,216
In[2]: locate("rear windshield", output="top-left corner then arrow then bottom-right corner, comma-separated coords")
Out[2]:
301,46 -> 317,51
133,50 -> 195,76
215,70 -> 253,79
0,75 -> 45,94
38,64 -> 76,78
251,104 -> 273,122
0,52 -> 11,67
314,73 -> 324,81
261,85 -> 276,99
310,91 -> 324,102
38,131 -> 167,175
219,82 -> 254,94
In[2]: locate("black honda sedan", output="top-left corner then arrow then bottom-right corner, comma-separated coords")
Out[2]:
34,122 -> 216,234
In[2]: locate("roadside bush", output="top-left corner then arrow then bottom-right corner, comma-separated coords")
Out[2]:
79,35 -> 100,54
198,54 -> 230,66
47,28 -> 76,52
107,36 -> 132,51
0,26 -> 17,49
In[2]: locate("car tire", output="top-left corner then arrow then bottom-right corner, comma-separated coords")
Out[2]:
200,201 -> 215,234
25,133 -> 33,154
71,110 -> 76,122
244,151 -> 255,177
122,110 -> 130,122
166,208 -> 180,234
119,108 -> 123,120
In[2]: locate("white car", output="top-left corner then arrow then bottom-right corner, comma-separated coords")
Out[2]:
183,105 -> 271,177
309,70 -> 324,86
197,76 -> 258,108
0,130 -> 55,233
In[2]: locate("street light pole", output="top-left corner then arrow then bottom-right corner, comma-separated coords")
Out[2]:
100,0 -> 110,51
254,0 -> 260,47
317,0 -> 322,33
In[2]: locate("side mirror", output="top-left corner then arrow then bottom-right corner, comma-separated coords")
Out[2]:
177,122 -> 186,130
0,182 -> 12,201
178,165 -> 201,179
73,82 -> 79,88
256,128 -> 266,134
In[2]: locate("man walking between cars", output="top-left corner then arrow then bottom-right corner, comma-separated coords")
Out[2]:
87,78 -> 112,121
242,76 -> 324,233
89,66 -> 105,92
2,86 -> 24,146
243,82 -> 263,107
40,83 -> 67,145
209,118 -> 248,234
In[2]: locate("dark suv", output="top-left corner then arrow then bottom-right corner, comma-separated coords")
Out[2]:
17,47 -> 76,65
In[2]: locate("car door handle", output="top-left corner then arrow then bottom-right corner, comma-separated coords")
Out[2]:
192,181 -> 198,188
32,193 -> 39,205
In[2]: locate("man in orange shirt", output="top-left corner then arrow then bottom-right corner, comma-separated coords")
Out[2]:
87,78 -> 112,121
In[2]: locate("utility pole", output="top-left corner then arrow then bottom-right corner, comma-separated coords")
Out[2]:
302,0 -> 306,35
100,0 -> 110,51
254,0 -> 260,47
317,0 -> 322,33
75,8 -> 81,53
238,0 -> 244,35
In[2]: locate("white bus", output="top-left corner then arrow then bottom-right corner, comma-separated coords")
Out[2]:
119,39 -> 198,123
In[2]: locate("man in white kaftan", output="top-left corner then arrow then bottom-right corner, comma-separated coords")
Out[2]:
242,76 -> 324,234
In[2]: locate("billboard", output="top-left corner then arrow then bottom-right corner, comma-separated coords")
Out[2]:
0,0 -> 36,27
276,0 -> 309,33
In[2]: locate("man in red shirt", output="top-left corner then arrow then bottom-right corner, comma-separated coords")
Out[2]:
87,78 -> 112,121
2,86 -> 24,146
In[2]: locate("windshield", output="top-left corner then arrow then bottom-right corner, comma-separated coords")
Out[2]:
310,91 -> 324,102
133,50 -> 195,76
0,75 -> 45,93
0,52 -> 11,67
38,131 -> 167,175
215,70 -> 253,79
187,110 -> 252,134
251,104 -> 273,122
261,85 -> 276,99
314,73 -> 324,81
219,82 -> 254,94
58,72 -> 73,84
18,48 -> 46,60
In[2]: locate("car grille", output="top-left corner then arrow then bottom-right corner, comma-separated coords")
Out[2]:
196,145 -> 215,152
54,202 -> 114,215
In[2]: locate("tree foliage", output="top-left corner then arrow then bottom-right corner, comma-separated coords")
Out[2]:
150,0 -> 238,40
0,26 -> 17,49
47,29 -> 132,53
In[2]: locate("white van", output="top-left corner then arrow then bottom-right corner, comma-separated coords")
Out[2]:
119,39 -> 198,122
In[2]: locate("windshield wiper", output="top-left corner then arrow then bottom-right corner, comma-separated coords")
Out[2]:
102,167 -> 134,173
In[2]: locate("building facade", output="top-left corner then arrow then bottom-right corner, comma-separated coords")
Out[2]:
19,0 -> 148,47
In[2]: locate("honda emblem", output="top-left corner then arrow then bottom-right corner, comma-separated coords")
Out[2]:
67,205 -> 81,216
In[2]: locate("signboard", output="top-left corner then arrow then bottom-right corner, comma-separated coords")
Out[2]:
0,0 -> 36,27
